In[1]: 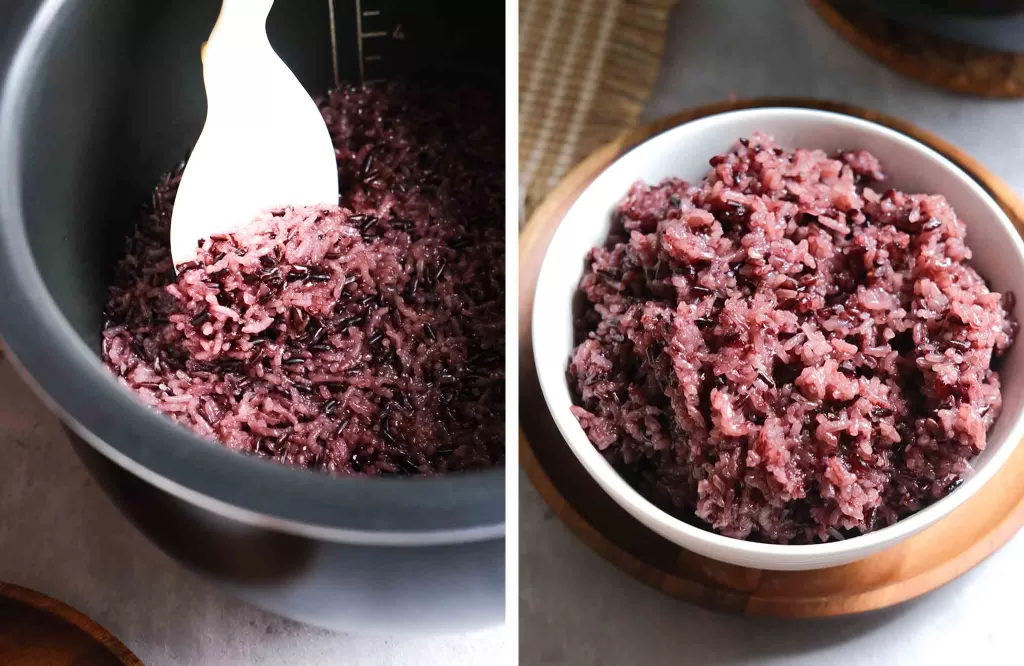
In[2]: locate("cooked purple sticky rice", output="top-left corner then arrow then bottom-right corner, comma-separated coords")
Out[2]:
103,84 -> 504,476
568,133 -> 1016,543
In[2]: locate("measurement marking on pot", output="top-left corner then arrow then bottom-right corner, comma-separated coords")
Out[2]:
356,1 -> 402,82
354,0 -> 365,81
327,0 -> 339,86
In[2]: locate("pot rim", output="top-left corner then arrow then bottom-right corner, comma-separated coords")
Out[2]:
0,0 -> 504,545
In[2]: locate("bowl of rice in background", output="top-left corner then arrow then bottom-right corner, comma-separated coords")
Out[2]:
532,106 -> 1024,571
0,0 -> 504,633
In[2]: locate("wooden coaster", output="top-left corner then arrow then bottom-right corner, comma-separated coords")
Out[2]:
0,583 -> 142,665
810,0 -> 1024,97
519,98 -> 1024,617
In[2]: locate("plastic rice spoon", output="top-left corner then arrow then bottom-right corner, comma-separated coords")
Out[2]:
170,0 -> 338,268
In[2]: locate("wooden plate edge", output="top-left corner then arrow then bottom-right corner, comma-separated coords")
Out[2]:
0,582 -> 144,665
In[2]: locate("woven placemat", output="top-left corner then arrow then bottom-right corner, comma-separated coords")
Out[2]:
519,0 -> 679,223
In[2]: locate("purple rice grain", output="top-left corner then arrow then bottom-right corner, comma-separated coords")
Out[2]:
568,133 -> 1016,543
102,83 -> 504,476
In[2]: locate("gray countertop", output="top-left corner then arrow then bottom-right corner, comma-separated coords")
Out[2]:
0,354 -> 507,665
521,1 -> 1024,664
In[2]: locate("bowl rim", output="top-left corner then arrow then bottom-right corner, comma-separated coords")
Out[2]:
533,105 -> 1024,562
0,0 -> 503,545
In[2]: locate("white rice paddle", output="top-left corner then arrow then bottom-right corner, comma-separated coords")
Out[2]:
170,0 -> 338,267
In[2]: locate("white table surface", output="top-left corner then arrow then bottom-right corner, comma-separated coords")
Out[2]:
521,1 -> 1024,664
0,352 -> 507,665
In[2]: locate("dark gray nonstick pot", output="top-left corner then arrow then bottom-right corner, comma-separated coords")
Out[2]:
859,0 -> 1024,52
0,0 -> 504,634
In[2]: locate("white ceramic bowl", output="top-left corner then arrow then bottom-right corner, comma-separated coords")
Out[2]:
532,107 -> 1024,570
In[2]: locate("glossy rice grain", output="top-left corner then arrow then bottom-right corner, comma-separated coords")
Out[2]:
102,84 -> 504,476
568,134 -> 1015,543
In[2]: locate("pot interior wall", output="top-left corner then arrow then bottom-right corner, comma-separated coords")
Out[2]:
14,0 -> 502,354
904,0 -> 1024,15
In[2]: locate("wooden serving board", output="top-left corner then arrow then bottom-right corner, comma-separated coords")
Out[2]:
810,0 -> 1024,98
519,99 -> 1024,617
0,583 -> 142,665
